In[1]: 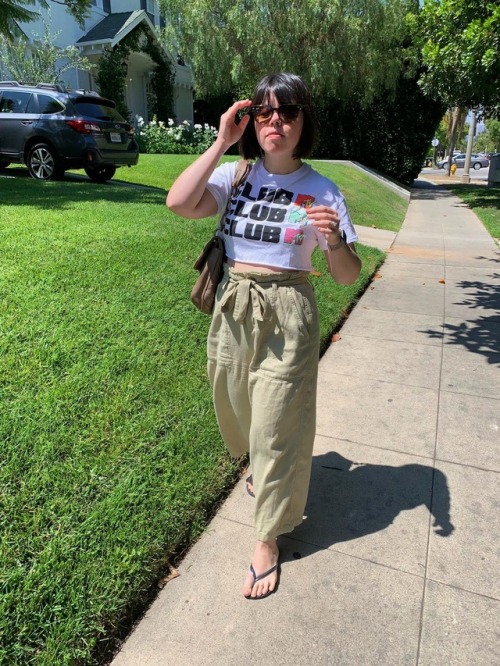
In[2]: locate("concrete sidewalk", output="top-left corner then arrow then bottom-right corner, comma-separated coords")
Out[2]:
113,181 -> 499,666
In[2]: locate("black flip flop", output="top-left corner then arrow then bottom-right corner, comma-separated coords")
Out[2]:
244,563 -> 279,600
245,474 -> 255,498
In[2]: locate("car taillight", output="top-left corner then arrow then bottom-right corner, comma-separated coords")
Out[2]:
65,119 -> 101,134
128,125 -> 134,137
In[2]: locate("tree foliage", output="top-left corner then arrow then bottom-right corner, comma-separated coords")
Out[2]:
0,0 -> 92,41
159,0 -> 415,103
313,71 -> 445,183
474,118 -> 500,153
0,0 -> 40,40
0,22 -> 93,85
96,24 -> 175,122
409,0 -> 500,114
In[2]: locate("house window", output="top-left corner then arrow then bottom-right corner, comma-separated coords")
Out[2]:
141,0 -> 156,20
90,0 -> 110,10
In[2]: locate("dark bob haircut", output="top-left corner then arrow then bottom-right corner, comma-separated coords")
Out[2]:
238,72 -> 317,160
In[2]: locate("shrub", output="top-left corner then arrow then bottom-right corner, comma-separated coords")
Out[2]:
313,72 -> 446,185
135,116 -> 218,154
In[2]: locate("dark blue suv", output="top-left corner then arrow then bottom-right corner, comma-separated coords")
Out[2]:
0,81 -> 139,182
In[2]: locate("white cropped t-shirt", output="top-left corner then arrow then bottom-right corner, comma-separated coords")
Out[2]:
206,159 -> 358,271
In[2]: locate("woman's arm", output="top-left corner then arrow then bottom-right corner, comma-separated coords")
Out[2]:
166,99 -> 252,219
323,240 -> 361,285
306,205 -> 362,285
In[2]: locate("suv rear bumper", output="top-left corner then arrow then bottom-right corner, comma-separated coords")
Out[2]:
81,146 -> 139,167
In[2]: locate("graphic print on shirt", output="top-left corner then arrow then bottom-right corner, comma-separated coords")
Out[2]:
223,179 -> 317,247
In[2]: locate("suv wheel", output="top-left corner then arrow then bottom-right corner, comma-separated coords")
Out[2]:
473,162 -> 481,170
84,165 -> 116,183
27,143 -> 64,180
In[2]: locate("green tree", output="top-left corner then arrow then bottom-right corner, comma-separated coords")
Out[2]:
159,0 -> 415,103
474,119 -> 500,153
0,0 -> 39,40
409,0 -> 500,114
0,21 -> 93,85
0,0 -> 93,41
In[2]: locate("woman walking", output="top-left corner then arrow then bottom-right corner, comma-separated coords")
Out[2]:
167,72 -> 361,599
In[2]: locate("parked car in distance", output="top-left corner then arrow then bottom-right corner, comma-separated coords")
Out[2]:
438,153 -> 490,170
0,81 -> 139,182
423,156 -> 433,167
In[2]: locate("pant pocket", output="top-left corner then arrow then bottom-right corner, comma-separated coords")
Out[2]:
288,287 -> 313,338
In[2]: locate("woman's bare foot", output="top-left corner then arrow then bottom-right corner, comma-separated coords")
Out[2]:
242,539 -> 279,599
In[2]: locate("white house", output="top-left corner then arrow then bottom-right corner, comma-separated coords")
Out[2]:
18,0 -> 193,123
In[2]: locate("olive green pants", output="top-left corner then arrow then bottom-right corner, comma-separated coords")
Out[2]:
207,266 -> 320,541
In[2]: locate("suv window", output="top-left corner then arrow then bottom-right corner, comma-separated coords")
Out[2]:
38,94 -> 65,114
73,100 -> 126,122
0,91 -> 31,113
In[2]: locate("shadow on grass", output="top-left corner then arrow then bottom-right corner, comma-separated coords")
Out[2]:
447,183 -> 500,210
413,178 -> 500,210
0,167 -> 166,208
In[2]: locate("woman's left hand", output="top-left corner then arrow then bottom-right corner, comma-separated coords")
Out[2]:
306,205 -> 341,246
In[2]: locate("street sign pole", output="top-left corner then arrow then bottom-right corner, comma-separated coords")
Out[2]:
431,138 -> 439,167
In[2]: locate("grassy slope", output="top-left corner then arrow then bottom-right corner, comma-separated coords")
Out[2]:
90,155 -> 408,232
0,164 -> 391,664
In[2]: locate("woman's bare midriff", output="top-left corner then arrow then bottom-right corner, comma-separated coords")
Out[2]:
226,258 -> 292,273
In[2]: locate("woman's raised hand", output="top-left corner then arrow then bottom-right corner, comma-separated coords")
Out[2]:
217,99 -> 253,149
306,205 -> 342,246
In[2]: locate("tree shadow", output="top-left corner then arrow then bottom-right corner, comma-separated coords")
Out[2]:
0,168 -> 166,209
420,273 -> 500,366
410,180 -> 454,200
446,184 -> 500,210
280,450 -> 454,561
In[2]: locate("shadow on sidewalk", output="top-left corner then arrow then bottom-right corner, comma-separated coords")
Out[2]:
421,270 -> 500,366
410,180 -> 454,199
285,451 -> 454,560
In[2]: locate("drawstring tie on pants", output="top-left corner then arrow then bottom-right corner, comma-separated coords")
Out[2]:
219,266 -> 310,325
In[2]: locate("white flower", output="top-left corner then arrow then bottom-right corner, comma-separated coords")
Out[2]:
182,119 -> 190,126
168,118 -> 174,126
194,124 -> 202,129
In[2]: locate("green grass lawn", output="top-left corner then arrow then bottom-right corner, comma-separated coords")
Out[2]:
446,184 -> 500,242
0,160 -> 389,664
76,154 -> 408,233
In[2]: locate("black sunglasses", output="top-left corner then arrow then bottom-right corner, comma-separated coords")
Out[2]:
250,104 -> 307,124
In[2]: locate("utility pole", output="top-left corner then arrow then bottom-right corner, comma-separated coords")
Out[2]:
462,108 -> 477,183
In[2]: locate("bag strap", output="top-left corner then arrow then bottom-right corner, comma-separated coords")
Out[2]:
232,158 -> 252,189
217,159 -> 252,232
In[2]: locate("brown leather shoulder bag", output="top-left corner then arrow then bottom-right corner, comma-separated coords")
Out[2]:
191,159 -> 251,314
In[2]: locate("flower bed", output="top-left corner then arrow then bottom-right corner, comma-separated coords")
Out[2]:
135,116 -> 218,154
